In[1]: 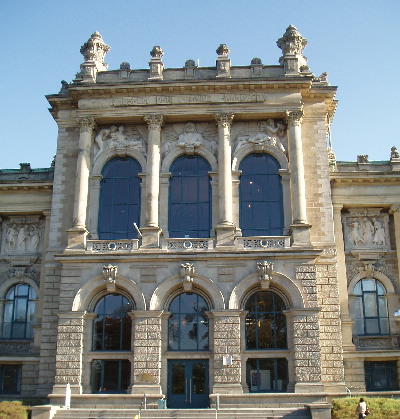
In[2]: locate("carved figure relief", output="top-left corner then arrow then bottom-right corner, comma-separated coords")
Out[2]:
162,122 -> 217,158
233,120 -> 287,155
343,209 -> 389,250
94,125 -> 146,160
4,219 -> 42,254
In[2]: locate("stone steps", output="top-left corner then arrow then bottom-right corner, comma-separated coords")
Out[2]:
52,407 -> 312,419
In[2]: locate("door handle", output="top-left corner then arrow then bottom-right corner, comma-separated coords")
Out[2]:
189,378 -> 192,403
185,379 -> 188,403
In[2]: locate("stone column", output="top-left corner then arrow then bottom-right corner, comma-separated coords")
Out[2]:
141,115 -> 163,247
333,204 -> 355,350
52,312 -> 85,395
287,308 -> 324,393
131,310 -> 163,395
390,204 -> 400,288
215,113 -> 236,246
67,117 -> 96,249
286,110 -> 310,245
210,310 -> 243,394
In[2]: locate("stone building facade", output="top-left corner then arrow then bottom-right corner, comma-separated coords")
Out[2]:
0,26 -> 399,415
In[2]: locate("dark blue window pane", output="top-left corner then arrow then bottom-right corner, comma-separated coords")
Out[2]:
239,154 -> 283,236
98,157 -> 142,239
169,155 -> 211,238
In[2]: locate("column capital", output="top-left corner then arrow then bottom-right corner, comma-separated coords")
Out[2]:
144,114 -> 164,130
215,112 -> 234,128
390,204 -> 400,214
76,117 -> 96,133
286,110 -> 304,126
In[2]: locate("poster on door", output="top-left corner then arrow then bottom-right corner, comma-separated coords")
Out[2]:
250,369 -> 271,391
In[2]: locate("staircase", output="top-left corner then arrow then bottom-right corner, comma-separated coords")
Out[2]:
52,407 -> 312,419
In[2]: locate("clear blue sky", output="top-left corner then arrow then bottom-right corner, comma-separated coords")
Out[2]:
1,0 -> 399,169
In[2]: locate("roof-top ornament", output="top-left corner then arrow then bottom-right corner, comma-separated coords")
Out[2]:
75,32 -> 110,83
277,25 -> 310,76
149,46 -> 164,80
216,44 -> 231,78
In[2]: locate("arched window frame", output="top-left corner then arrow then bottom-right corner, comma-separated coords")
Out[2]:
168,155 -> 212,238
352,278 -> 390,336
2,283 -> 37,340
88,146 -> 147,240
97,157 -> 142,240
238,153 -> 284,237
167,292 -> 210,351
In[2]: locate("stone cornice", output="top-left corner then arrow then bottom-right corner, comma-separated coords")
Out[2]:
0,182 -> 53,191
331,174 -> 400,185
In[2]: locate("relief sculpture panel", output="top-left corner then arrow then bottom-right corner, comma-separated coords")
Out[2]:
2,216 -> 43,255
342,208 -> 390,251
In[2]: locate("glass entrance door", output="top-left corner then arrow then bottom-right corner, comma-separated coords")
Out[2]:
167,359 -> 209,408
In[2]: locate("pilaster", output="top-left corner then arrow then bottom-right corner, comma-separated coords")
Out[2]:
210,310 -> 243,394
52,311 -> 85,395
131,310 -> 163,395
333,204 -> 355,350
390,204 -> 400,288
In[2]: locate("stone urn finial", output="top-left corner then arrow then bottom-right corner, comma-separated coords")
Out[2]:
277,25 -> 309,75
75,32 -> 110,82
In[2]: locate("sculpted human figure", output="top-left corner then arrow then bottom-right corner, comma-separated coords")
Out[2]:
362,217 -> 374,246
26,224 -> 41,252
235,120 -> 286,154
16,225 -> 28,252
348,219 -> 364,246
6,224 -> 18,252
372,218 -> 385,246
178,122 -> 204,148
94,128 -> 111,155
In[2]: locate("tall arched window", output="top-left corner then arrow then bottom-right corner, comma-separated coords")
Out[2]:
353,278 -> 389,335
239,153 -> 283,236
2,284 -> 36,340
98,157 -> 142,239
168,292 -> 209,351
245,291 -> 287,349
92,294 -> 133,351
169,155 -> 211,238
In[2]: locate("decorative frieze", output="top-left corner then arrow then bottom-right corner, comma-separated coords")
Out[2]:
237,237 -> 289,250
86,239 -> 139,252
164,238 -> 213,250
2,216 -> 43,255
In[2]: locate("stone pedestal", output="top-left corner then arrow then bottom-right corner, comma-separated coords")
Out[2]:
66,227 -> 87,250
140,226 -> 162,248
215,224 -> 236,247
290,223 -> 311,246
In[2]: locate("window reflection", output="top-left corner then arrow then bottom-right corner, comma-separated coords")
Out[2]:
2,284 -> 36,340
92,294 -> 133,350
168,293 -> 209,351
245,291 -> 286,349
